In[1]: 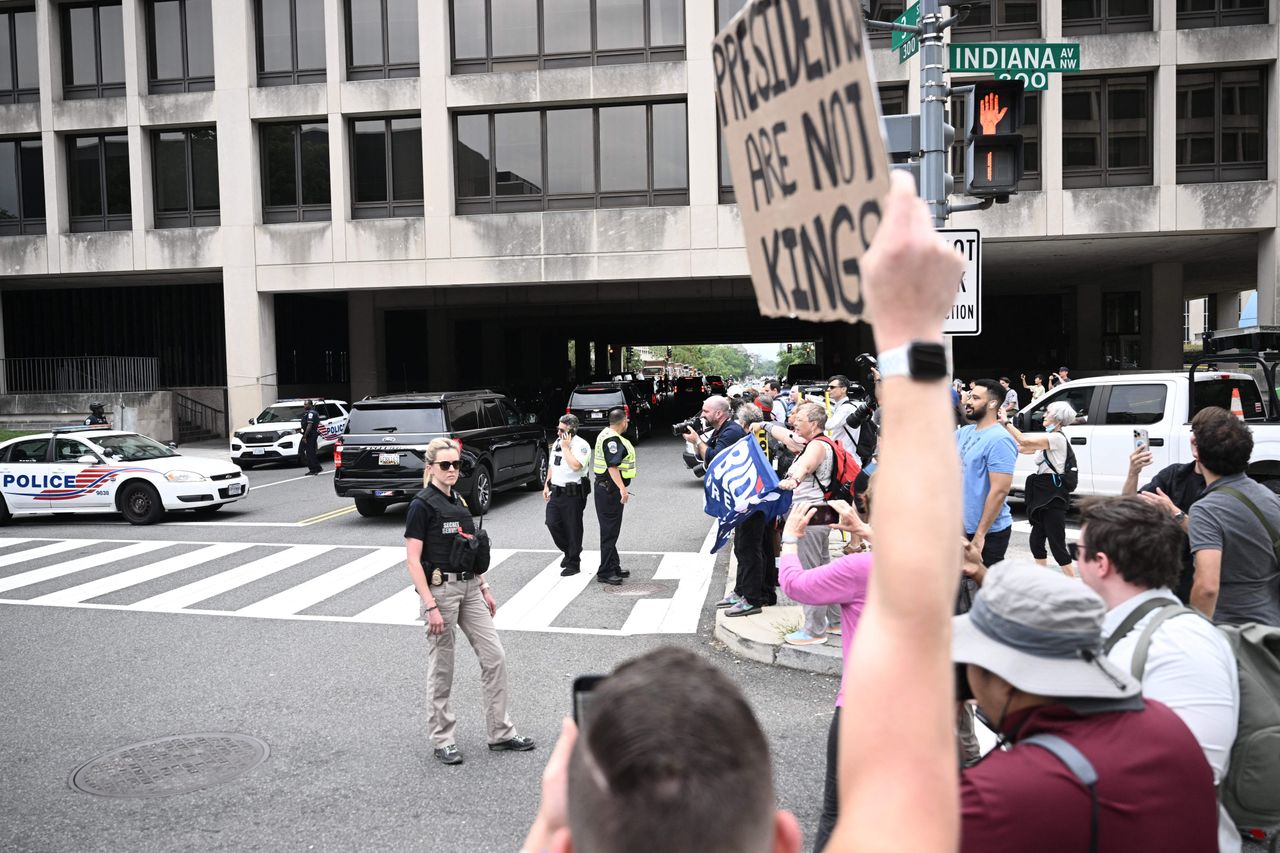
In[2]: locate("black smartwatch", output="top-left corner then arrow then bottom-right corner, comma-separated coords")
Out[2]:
877,342 -> 949,381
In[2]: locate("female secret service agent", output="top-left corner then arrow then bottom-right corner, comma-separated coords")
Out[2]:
404,437 -> 535,766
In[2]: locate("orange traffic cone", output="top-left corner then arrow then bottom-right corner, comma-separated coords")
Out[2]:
1231,386 -> 1246,420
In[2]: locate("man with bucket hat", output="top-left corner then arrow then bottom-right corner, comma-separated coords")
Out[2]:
954,561 -> 1218,853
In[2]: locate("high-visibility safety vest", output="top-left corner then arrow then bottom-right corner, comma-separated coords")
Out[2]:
592,427 -> 637,480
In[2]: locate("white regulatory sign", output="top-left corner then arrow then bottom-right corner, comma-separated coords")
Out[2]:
940,229 -> 981,336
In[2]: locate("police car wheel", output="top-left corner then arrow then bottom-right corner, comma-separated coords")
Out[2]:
120,483 -> 165,525
354,498 -> 386,517
468,465 -> 493,516
525,450 -> 548,491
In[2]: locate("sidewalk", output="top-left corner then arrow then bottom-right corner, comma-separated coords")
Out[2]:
713,529 -> 846,677
172,438 -> 231,461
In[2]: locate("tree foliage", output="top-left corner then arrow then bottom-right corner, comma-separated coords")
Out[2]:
659,344 -> 754,380
775,342 -> 817,376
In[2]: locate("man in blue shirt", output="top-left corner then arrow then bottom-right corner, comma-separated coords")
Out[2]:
957,379 -> 1018,567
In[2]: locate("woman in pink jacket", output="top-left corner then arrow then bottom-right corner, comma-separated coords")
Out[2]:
779,500 -> 873,853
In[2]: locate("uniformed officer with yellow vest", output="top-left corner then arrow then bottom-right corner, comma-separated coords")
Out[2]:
592,407 -> 635,585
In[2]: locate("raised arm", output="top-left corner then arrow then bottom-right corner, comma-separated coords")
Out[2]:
828,172 -> 964,853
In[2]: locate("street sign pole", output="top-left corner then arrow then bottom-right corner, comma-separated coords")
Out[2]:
918,0 -> 947,229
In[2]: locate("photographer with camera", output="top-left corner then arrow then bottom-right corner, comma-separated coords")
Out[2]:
826,374 -> 878,469
683,396 -> 745,470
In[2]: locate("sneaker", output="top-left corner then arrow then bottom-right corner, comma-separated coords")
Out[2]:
715,594 -> 741,609
827,625 -> 843,636
784,629 -> 827,646
560,566 -> 581,577
489,735 -> 536,752
725,600 -> 763,618
433,744 -> 463,765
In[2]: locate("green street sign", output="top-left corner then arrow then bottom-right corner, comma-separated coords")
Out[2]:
891,3 -> 919,49
892,2 -> 919,63
947,43 -> 1082,90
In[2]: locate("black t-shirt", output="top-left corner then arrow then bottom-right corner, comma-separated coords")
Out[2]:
1139,461 -> 1206,603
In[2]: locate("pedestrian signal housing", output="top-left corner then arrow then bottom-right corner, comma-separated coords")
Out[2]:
964,79 -> 1025,198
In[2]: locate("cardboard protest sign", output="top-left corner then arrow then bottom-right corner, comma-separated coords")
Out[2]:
714,0 -> 890,323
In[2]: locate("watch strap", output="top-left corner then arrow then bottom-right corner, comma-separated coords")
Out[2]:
878,342 -> 949,381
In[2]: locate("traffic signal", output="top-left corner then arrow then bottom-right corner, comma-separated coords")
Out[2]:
964,79 -> 1025,198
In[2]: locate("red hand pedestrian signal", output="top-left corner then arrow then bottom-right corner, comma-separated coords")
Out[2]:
979,93 -> 1007,136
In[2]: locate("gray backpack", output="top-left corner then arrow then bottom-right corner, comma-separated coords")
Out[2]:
1104,599 -> 1280,832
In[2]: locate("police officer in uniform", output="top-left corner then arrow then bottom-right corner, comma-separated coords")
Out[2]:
84,402 -> 109,426
592,408 -> 636,585
404,437 -> 535,766
299,400 -> 322,475
543,414 -> 592,577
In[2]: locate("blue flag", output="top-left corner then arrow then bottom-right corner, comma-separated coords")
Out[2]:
703,436 -> 792,554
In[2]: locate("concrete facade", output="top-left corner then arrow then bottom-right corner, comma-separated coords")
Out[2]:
0,0 -> 1277,427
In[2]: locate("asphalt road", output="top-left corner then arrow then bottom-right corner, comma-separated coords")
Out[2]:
0,434 -> 842,853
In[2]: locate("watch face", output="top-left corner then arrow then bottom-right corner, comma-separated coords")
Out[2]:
909,343 -> 949,379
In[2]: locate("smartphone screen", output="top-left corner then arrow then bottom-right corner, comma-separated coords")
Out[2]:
809,503 -> 841,526
1133,428 -> 1150,451
573,675 -> 607,732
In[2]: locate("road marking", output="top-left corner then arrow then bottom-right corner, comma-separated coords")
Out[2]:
235,547 -> 405,617
699,519 -> 719,555
0,541 -> 169,594
250,471 -> 334,490
494,555 -> 599,631
130,544 -> 330,611
350,550 -> 517,625
0,539 -> 92,568
297,506 -> 358,525
28,542 -> 255,605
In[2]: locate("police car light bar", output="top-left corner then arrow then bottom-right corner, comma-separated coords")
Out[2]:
51,423 -> 114,434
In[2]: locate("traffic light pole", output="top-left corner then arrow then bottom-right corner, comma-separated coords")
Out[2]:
917,0 -> 949,229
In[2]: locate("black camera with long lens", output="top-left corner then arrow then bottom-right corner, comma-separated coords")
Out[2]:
672,416 -> 704,438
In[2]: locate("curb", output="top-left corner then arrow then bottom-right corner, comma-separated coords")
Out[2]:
713,547 -> 843,677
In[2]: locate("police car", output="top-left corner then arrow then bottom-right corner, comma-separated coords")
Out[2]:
0,426 -> 250,525
230,399 -> 349,468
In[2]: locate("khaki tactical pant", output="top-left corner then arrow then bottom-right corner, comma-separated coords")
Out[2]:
422,577 -> 517,748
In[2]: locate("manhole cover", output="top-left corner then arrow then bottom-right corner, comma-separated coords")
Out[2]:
602,582 -> 666,596
70,733 -> 269,798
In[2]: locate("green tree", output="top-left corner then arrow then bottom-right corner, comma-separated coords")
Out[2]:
775,342 -> 817,376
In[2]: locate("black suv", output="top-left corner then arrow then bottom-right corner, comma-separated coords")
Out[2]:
333,391 -> 548,517
566,382 -> 652,442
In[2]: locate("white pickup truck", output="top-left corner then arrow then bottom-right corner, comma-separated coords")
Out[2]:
1010,366 -> 1280,498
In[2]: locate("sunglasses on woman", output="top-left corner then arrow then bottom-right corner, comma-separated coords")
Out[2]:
434,460 -> 460,470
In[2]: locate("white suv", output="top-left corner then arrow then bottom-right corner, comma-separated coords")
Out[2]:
230,399 -> 349,468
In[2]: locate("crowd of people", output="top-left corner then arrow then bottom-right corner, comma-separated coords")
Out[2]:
401,172 -> 1280,852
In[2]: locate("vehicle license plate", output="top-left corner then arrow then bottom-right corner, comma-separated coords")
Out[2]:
379,453 -> 400,465
592,411 -> 603,418
375,490 -> 397,497
251,449 -> 265,455
227,483 -> 243,496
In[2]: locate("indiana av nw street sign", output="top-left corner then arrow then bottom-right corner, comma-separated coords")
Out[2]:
947,43 -> 1082,90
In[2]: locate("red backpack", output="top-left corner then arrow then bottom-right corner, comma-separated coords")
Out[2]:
812,435 -> 863,504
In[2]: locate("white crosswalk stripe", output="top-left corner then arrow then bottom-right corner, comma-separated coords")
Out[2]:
0,537 -> 718,634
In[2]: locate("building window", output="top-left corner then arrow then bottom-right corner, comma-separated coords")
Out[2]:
1062,75 -> 1152,189
950,91 -> 1041,191
346,0 -> 418,80
451,0 -> 685,74
152,128 -> 219,228
1177,68 -> 1266,184
146,0 -> 214,93
456,102 -> 687,214
261,121 -> 331,223
61,1 -> 126,99
880,85 -> 910,116
951,0 -> 1039,41
66,133 -> 131,232
256,0 -> 326,86
1177,0 -> 1266,29
350,116 -> 422,219
1063,0 -> 1152,34
0,7 -> 38,104
0,138 -> 44,235
865,0 -> 907,42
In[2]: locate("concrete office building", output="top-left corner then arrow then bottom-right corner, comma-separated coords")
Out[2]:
0,0 -> 1276,432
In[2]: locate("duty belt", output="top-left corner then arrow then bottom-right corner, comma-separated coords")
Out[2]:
430,567 -> 480,581
551,482 -> 588,496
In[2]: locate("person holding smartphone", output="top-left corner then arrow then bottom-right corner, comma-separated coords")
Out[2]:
544,415 -> 592,577
999,401 -> 1078,576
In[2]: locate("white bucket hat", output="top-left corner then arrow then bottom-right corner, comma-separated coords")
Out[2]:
953,561 -> 1140,700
